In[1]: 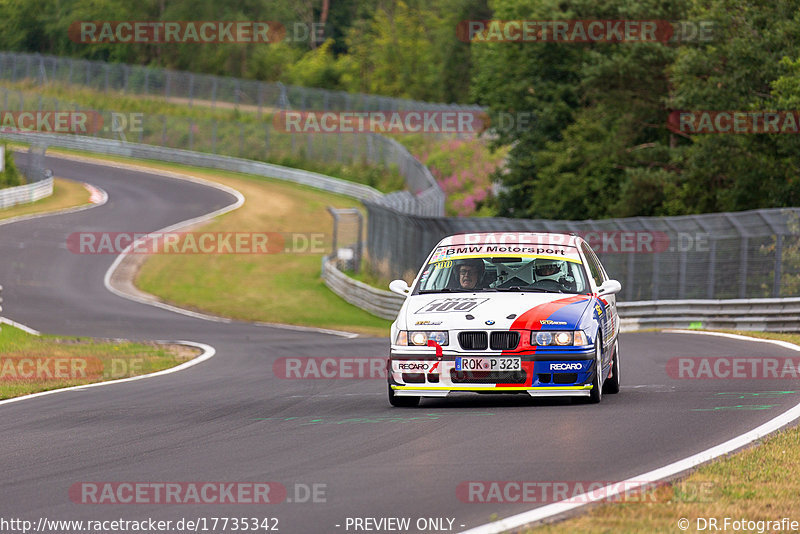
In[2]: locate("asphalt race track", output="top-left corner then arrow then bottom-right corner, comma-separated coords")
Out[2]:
1,155 -> 799,533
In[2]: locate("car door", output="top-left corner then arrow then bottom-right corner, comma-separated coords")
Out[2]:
581,243 -> 617,354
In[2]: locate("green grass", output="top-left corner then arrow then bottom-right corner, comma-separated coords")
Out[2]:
0,324 -> 199,399
524,329 -> 800,533
0,177 -> 89,221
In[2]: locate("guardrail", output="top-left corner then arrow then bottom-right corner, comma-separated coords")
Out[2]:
321,260 -> 800,331
0,133 -> 383,202
321,259 -> 404,320
0,176 -> 53,209
618,298 -> 800,332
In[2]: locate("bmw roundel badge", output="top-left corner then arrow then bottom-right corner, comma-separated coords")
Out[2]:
485,320 -> 495,325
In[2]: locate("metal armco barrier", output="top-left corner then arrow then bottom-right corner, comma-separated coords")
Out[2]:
321,260 -> 800,331
0,132 -> 382,201
0,176 -> 53,209
618,298 -> 800,332
321,260 -> 403,320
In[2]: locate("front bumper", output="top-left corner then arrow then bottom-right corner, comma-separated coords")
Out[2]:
388,347 -> 596,397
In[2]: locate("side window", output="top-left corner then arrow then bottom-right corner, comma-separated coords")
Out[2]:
581,243 -> 604,287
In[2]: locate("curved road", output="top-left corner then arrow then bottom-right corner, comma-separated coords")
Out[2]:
1,155 -> 799,533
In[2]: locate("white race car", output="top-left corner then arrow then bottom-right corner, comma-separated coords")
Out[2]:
387,232 -> 622,406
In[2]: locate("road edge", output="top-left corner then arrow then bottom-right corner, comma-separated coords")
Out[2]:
458,329 -> 800,534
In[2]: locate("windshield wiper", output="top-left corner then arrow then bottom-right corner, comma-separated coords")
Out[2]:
495,286 -> 564,293
419,288 -> 476,293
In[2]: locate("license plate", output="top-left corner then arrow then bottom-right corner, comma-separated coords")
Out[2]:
455,357 -> 521,371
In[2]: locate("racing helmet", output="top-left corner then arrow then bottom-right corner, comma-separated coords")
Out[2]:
454,258 -> 485,288
534,257 -> 562,280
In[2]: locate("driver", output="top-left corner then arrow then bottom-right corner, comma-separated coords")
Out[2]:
534,258 -> 575,290
534,258 -> 562,279
455,258 -> 485,290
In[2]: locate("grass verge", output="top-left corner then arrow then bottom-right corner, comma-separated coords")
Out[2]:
0,324 -> 200,399
42,148 -> 392,337
0,177 -> 89,221
525,329 -> 800,533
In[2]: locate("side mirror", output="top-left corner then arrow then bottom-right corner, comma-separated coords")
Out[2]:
597,279 -> 622,296
389,279 -> 411,296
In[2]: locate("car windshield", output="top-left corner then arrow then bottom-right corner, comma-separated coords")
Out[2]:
415,250 -> 590,294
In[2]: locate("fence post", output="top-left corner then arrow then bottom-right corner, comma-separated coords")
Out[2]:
212,121 -> 217,154
188,73 -> 194,107
773,234 -> 783,297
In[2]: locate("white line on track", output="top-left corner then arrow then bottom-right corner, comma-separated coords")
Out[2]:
459,329 -> 800,534
65,155 -> 360,338
0,316 -> 41,335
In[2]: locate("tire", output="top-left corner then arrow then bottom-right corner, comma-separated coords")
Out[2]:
603,338 -> 620,395
388,382 -> 420,407
588,338 -> 603,404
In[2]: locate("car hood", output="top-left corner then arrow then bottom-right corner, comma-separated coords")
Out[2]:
404,292 -> 593,331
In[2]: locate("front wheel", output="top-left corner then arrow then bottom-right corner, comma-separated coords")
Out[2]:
603,338 -> 620,394
588,339 -> 603,404
388,383 -> 420,407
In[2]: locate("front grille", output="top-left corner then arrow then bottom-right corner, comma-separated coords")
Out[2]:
537,373 -> 552,383
490,331 -> 520,350
450,370 -> 527,384
458,331 -> 488,350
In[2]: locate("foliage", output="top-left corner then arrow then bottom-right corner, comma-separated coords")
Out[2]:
400,135 -> 506,216
474,0 -> 800,219
0,145 -> 25,188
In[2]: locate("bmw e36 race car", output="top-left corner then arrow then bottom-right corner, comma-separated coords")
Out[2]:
386,232 -> 621,407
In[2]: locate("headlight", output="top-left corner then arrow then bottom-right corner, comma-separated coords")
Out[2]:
531,330 -> 588,346
395,331 -> 449,346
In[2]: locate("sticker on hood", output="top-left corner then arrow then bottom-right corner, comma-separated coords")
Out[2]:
415,297 -> 489,314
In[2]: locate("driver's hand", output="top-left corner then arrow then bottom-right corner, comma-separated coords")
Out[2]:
559,276 -> 576,291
